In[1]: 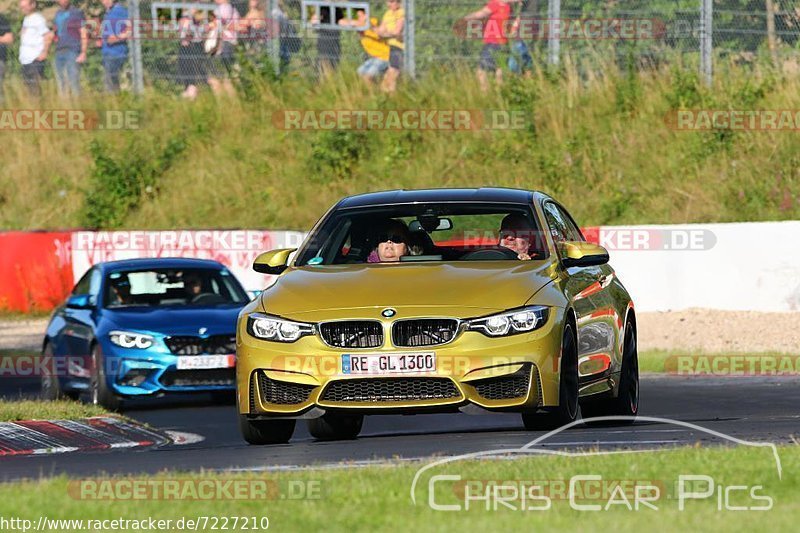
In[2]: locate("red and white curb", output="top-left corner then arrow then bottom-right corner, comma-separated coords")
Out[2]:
0,417 -> 172,456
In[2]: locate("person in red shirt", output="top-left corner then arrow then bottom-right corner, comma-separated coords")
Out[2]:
462,0 -> 516,92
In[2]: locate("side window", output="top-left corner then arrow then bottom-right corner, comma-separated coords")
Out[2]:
72,269 -> 94,295
556,205 -> 585,242
543,202 -> 569,244
89,269 -> 103,297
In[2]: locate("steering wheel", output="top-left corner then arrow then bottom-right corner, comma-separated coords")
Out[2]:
460,247 -> 520,261
191,293 -> 226,305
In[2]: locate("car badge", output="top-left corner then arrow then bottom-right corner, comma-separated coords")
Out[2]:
198,327 -> 208,335
381,308 -> 396,318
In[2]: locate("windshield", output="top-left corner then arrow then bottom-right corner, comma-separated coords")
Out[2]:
295,203 -> 549,266
103,268 -> 249,308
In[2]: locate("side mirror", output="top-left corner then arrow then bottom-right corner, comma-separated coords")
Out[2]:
66,294 -> 94,309
561,241 -> 609,268
253,248 -> 296,275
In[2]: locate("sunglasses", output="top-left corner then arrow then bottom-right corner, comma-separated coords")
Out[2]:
377,233 -> 407,244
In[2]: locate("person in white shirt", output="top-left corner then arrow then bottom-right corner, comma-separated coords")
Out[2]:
19,0 -> 53,96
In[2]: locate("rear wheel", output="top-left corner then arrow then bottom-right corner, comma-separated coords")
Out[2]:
90,344 -> 123,412
239,416 -> 296,445
581,319 -> 639,425
522,321 -> 579,431
40,343 -> 80,401
307,414 -> 364,441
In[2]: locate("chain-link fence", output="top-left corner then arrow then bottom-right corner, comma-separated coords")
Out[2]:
1,0 -> 799,95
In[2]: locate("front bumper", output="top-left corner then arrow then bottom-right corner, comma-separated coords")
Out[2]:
67,342 -> 237,397
236,308 -> 566,418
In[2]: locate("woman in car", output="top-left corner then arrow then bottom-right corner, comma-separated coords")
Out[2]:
367,219 -> 414,263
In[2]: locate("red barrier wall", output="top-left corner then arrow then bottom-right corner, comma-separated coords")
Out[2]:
0,232 -> 73,313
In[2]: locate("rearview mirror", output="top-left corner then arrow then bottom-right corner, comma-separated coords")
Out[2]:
66,294 -> 94,309
561,241 -> 609,268
409,218 -> 453,232
253,248 -> 296,275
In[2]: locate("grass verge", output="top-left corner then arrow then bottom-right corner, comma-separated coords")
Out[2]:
0,399 -> 111,422
0,445 -> 796,531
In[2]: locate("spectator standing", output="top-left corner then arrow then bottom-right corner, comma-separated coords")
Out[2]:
19,0 -> 53,97
0,12 -> 12,103
241,0 -> 268,52
100,0 -> 129,93
463,0 -> 514,92
52,0 -> 87,97
375,0 -> 404,93
207,0 -> 239,96
271,0 -> 300,70
177,9 -> 206,100
339,10 -> 390,85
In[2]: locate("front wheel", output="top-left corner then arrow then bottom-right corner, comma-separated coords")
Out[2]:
90,344 -> 123,412
40,343 -> 80,401
522,321 -> 579,431
239,415 -> 296,445
581,319 -> 639,425
307,414 -> 363,441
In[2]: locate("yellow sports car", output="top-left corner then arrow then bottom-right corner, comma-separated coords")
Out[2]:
236,189 -> 638,443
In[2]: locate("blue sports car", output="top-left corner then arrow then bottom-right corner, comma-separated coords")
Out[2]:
42,258 -> 251,410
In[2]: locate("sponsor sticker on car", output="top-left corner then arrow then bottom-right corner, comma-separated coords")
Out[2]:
176,354 -> 236,370
341,352 -> 436,375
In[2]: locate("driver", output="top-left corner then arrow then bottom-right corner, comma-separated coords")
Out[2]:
498,213 -> 537,261
367,219 -> 412,263
183,273 -> 203,297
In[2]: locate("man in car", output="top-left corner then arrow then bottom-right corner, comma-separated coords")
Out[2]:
183,273 -> 203,298
109,274 -> 133,304
498,213 -> 538,260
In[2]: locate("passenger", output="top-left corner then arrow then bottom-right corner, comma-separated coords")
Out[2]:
498,213 -> 537,260
367,219 -> 411,263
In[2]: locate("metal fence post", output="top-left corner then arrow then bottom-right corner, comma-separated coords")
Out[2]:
404,0 -> 416,78
547,0 -> 560,66
268,0 -> 280,76
129,0 -> 144,94
699,0 -> 713,86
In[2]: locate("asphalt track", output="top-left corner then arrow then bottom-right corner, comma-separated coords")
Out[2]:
0,375 -> 798,481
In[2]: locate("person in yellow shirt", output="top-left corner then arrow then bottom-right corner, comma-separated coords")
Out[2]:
340,11 -> 390,84
375,0 -> 404,93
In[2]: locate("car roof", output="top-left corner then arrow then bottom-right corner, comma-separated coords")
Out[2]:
337,188 -> 546,208
95,257 -> 226,272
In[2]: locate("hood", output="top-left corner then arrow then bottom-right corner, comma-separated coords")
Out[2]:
259,261 -> 556,319
100,305 -> 243,336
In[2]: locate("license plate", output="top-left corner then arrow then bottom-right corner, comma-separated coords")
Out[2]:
176,354 -> 236,370
341,352 -> 436,375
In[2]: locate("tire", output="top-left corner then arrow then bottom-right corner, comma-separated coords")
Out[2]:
90,344 -> 123,412
307,414 -> 363,441
522,321 -> 579,431
40,343 -> 80,401
239,415 -> 296,445
581,319 -> 639,425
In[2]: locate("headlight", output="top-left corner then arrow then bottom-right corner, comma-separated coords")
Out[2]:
247,313 -> 314,343
109,331 -> 155,349
467,306 -> 549,337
